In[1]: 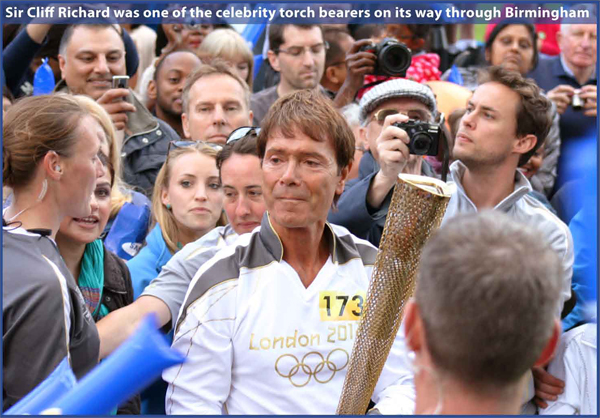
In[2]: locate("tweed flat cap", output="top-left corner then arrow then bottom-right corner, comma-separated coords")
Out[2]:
358,78 -> 437,124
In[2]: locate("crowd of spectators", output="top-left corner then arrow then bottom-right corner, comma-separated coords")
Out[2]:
2,6 -> 597,415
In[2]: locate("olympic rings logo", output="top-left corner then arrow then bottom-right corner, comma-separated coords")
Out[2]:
274,349 -> 349,387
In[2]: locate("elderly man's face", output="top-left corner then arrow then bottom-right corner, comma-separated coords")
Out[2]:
362,98 -> 432,162
58,26 -> 126,100
262,129 -> 348,230
558,24 -> 597,70
182,74 -> 253,144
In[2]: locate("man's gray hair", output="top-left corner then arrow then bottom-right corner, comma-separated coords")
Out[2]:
416,211 -> 562,392
340,103 -> 361,128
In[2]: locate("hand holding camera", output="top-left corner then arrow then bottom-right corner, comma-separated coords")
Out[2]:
375,113 -> 419,183
334,39 -> 413,109
579,85 -> 597,117
96,75 -> 135,131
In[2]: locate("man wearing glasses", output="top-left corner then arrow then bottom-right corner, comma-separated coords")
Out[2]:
328,78 -> 438,246
251,24 -> 328,125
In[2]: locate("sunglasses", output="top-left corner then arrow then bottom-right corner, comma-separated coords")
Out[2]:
226,126 -> 261,145
370,108 -> 430,124
166,140 -> 223,165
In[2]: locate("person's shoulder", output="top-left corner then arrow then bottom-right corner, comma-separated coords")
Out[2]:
251,85 -> 278,101
174,226 -> 230,263
127,226 -> 165,266
3,232 -> 71,299
328,223 -> 378,267
154,117 -> 180,140
528,55 -> 560,78
520,194 -> 572,246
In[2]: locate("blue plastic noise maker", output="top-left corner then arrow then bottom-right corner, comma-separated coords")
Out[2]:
4,358 -> 76,415
44,313 -> 185,415
33,58 -> 55,96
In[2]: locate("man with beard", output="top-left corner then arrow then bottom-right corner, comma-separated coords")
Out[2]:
250,24 -> 328,125
147,50 -> 202,137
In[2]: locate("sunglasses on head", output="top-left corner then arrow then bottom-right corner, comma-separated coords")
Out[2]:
370,108 -> 431,124
166,140 -> 223,164
226,126 -> 261,145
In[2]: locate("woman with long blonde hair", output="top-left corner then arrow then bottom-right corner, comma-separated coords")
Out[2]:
128,141 -> 226,298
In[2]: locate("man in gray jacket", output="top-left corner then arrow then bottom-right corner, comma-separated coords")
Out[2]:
444,65 -> 573,317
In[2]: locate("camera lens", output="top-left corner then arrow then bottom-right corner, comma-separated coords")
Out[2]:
412,133 -> 432,155
379,42 -> 412,77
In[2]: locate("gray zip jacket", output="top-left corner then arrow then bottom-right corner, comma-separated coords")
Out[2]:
442,161 -> 574,317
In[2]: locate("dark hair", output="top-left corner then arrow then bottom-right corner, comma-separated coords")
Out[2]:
59,24 -> 123,57
324,28 -> 351,67
269,24 -> 324,53
348,24 -> 385,41
478,66 -> 552,166
153,49 -> 199,81
485,22 -> 539,70
257,89 -> 354,206
216,135 -> 259,173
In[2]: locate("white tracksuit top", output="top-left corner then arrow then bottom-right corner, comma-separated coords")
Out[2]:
163,213 -> 416,415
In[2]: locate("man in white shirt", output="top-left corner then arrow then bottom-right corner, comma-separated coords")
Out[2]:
164,89 -> 415,414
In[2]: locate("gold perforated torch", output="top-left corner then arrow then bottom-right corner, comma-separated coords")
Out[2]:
337,173 -> 454,415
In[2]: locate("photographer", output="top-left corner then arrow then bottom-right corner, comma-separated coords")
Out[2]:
56,23 -> 180,197
333,25 -> 440,109
328,78 -> 439,246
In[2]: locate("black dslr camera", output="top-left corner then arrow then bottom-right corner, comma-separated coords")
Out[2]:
393,120 -> 441,156
359,38 -> 412,77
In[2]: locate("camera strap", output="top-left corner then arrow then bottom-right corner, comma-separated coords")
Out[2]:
438,113 -> 449,183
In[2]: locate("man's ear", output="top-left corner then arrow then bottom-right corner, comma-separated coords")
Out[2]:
534,319 -> 561,367
359,126 -> 368,150
58,54 -> 66,80
335,163 -> 351,197
147,80 -> 157,101
181,113 -> 191,139
267,50 -> 280,72
248,110 -> 254,126
404,299 -> 424,353
555,31 -> 564,50
325,66 -> 339,84
514,134 -> 537,156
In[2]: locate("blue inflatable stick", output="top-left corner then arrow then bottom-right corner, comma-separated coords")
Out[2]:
44,314 -> 185,415
5,357 -> 76,415
33,58 -> 55,96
